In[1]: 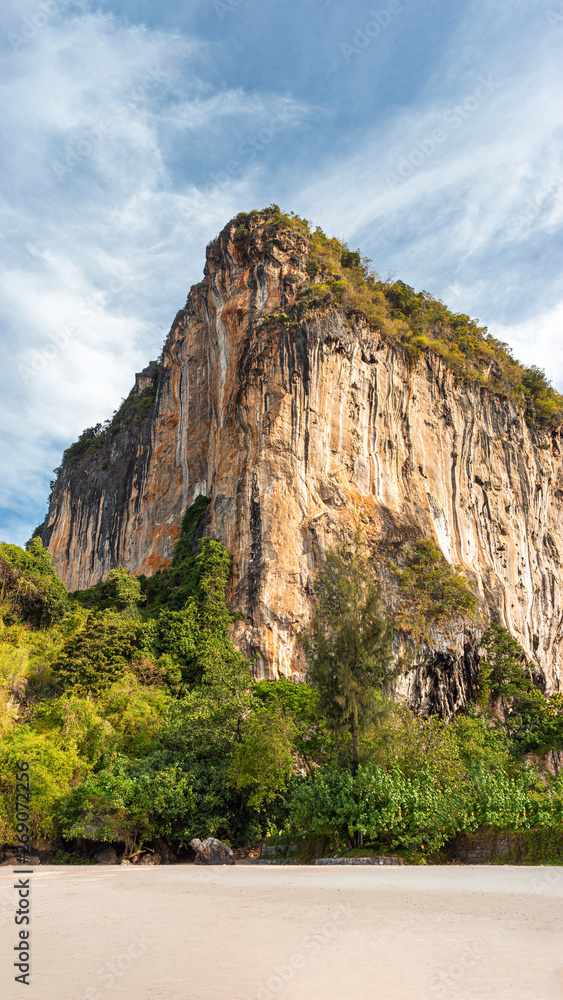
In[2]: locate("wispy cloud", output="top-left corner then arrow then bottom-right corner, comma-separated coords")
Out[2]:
0,7 -> 314,542
1,0 -> 561,544
293,0 -> 563,382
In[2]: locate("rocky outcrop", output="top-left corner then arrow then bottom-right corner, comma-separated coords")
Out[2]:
40,212 -> 563,704
190,837 -> 235,865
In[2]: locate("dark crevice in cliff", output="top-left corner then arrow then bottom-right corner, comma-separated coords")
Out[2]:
407,637 -> 480,717
247,471 -> 262,626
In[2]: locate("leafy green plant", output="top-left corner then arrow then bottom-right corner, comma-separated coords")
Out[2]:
390,539 -> 477,641
0,729 -> 87,842
300,532 -> 396,773
0,539 -> 68,626
52,849 -> 96,865
229,703 -> 297,807
57,753 -> 194,852
52,613 -> 142,694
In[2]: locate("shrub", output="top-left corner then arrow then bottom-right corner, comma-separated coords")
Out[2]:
288,763 -> 474,852
390,539 -> 477,641
287,761 -> 563,854
52,613 -> 142,694
57,753 -> 194,852
0,729 -> 87,842
73,566 -> 142,616
0,539 -> 68,626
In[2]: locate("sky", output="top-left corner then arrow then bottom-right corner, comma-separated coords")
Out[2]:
1,0 -> 562,545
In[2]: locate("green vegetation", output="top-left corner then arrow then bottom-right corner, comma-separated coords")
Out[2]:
300,533 -> 395,773
2,518 -> 562,862
391,539 -> 478,642
0,538 -> 68,627
234,205 -> 563,427
64,381 -> 159,466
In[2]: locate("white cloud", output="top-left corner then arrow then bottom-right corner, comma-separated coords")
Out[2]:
2,0 -> 562,546
292,0 -> 563,385
0,8 -> 314,542
488,304 -> 563,386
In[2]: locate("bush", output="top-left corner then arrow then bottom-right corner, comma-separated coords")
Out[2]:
288,763 -> 474,852
0,729 -> 87,842
0,539 -> 68,626
73,566 -> 142,616
287,761 -> 563,854
57,753 -> 194,851
390,539 -> 477,641
52,613 -> 142,694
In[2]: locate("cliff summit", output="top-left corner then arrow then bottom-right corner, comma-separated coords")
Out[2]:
39,206 -> 563,709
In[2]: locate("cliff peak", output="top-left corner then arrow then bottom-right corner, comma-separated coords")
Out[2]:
40,209 -> 563,708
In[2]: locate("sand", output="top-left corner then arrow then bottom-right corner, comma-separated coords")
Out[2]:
1,864 -> 563,999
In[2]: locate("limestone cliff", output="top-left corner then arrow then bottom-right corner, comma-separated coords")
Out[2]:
40,212 -> 563,709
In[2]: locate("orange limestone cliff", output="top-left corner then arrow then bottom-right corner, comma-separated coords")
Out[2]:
40,211 -> 563,707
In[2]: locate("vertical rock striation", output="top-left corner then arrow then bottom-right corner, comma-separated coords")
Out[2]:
41,214 -> 563,706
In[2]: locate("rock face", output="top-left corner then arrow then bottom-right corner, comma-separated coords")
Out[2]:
190,837 -> 235,866
40,213 -> 563,706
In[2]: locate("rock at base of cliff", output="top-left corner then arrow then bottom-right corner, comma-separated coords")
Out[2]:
95,846 -> 119,865
156,838 -> 177,864
190,837 -> 235,865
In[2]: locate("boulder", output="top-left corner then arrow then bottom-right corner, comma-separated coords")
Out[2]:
0,850 -> 19,867
138,852 -> 161,865
95,846 -> 119,865
190,837 -> 235,865
156,838 -> 177,864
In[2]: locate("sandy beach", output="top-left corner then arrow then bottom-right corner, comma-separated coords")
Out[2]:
1,864 -> 562,1000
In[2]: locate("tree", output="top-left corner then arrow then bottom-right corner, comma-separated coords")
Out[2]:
478,622 -> 534,738
103,567 -> 142,617
229,703 -> 296,808
52,613 -> 141,695
0,539 -> 68,626
300,533 -> 395,774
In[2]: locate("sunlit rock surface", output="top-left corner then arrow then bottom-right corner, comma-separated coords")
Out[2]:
41,215 -> 563,707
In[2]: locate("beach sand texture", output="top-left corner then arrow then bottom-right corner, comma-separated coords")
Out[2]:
1,864 -> 562,999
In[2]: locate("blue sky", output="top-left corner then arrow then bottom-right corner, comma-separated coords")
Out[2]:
1,0 -> 562,545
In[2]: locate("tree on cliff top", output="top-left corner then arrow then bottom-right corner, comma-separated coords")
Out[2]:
300,533 -> 396,774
